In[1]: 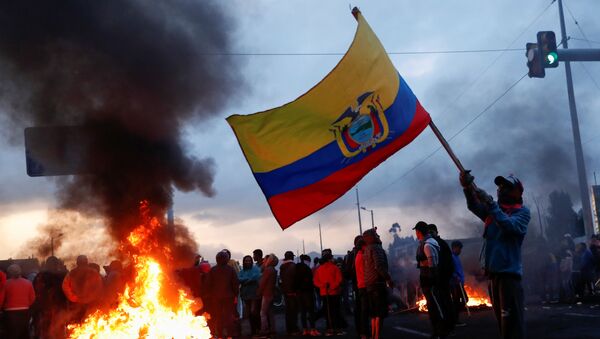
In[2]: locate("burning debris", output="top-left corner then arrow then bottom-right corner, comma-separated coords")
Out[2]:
67,201 -> 211,338
416,284 -> 492,313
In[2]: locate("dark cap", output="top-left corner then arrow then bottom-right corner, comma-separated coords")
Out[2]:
412,221 -> 429,233
299,254 -> 310,262
284,251 -> 295,260
494,174 -> 523,192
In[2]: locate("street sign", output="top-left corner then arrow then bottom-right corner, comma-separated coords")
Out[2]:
24,126 -> 92,177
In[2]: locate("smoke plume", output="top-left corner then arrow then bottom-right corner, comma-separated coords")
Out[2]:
0,0 -> 244,264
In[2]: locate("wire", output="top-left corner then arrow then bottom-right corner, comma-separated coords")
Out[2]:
564,3 -> 600,92
199,48 -> 523,56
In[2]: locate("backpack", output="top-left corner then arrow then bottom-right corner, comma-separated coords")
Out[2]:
435,236 -> 455,283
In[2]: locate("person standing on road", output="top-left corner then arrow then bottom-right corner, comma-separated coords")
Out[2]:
2,264 -> 36,339
428,224 -> 456,333
313,252 -> 344,336
239,255 -> 261,336
415,222 -> 448,338
280,251 -> 300,335
363,228 -> 393,339
257,253 -> 278,337
207,251 -> 239,338
450,240 -> 467,327
295,254 -> 320,336
460,172 -> 530,339
353,235 -> 370,339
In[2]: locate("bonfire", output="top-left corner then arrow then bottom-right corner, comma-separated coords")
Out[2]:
416,284 -> 492,313
67,201 -> 211,339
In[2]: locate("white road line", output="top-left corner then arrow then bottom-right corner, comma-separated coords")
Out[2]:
564,312 -> 600,318
393,326 -> 430,337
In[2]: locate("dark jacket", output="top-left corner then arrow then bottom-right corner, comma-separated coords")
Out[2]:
294,262 -> 313,292
433,235 -> 455,284
208,253 -> 239,299
279,260 -> 297,294
363,242 -> 390,288
465,189 -> 530,277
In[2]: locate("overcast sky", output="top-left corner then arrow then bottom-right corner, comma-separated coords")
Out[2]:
1,0 -> 599,264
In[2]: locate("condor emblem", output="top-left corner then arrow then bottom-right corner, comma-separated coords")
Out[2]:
330,91 -> 389,158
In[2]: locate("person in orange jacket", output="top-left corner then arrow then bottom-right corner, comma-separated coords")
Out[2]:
313,253 -> 345,336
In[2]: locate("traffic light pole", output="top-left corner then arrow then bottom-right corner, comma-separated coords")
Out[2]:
558,0 -> 594,237
557,49 -> 600,62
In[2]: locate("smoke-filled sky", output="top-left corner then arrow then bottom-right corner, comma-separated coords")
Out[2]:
1,0 -> 599,264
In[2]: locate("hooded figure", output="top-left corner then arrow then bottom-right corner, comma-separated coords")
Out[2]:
460,172 -> 530,339
207,250 -> 239,338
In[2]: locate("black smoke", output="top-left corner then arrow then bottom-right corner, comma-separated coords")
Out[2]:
0,0 -> 244,261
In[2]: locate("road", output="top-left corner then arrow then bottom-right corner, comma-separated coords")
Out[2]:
256,300 -> 600,339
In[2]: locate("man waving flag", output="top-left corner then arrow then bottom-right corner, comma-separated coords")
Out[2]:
227,8 -> 431,229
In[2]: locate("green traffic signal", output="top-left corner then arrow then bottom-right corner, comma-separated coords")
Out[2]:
547,51 -> 558,65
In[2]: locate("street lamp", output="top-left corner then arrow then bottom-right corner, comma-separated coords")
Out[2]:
360,206 -> 375,229
50,233 -> 64,257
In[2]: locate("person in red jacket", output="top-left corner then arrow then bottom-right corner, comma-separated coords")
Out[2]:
62,255 -> 103,323
313,253 -> 344,336
2,264 -> 35,339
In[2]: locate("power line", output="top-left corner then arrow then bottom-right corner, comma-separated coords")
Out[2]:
200,48 -> 522,56
563,3 -> 600,92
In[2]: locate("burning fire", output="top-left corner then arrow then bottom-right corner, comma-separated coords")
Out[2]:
416,284 -> 492,312
67,201 -> 211,338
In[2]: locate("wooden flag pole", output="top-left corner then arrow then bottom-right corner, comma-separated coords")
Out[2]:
428,120 -> 466,173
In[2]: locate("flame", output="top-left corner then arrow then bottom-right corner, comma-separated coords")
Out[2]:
67,201 -> 211,339
416,284 -> 492,312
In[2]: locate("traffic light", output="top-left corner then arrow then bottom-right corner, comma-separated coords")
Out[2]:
537,31 -> 559,68
526,42 -> 545,78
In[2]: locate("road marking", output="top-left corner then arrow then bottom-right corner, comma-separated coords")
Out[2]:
564,312 -> 600,318
393,326 -> 430,337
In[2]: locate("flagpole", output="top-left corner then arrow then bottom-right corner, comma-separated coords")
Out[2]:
428,120 -> 466,173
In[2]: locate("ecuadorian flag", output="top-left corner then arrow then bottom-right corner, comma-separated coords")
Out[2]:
227,9 -> 431,229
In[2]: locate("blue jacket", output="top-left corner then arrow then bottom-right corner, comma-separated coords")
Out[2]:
465,190 -> 530,277
452,254 -> 464,284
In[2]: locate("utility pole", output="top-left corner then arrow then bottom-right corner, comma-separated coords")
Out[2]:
302,239 -> 306,254
361,206 -> 375,229
558,0 -> 594,236
318,222 -> 323,253
355,188 -> 363,234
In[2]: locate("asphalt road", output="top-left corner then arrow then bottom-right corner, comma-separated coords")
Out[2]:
256,300 -> 600,339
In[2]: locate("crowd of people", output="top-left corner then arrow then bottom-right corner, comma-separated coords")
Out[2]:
540,233 -> 600,304
183,227 -> 396,339
2,172 -> 600,339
